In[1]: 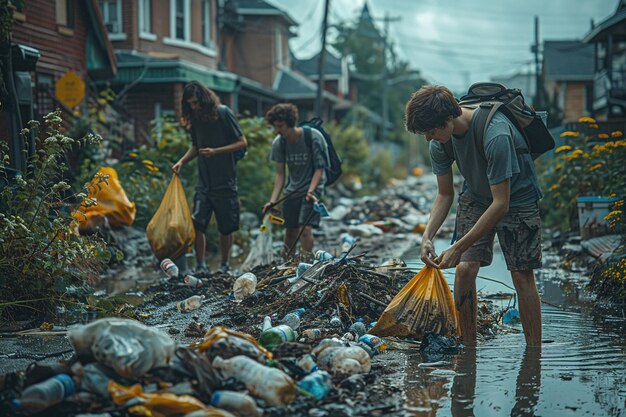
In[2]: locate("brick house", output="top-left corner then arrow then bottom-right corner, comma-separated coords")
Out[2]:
2,0 -> 116,172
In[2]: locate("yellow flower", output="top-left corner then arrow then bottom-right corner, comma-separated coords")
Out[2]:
607,193 -> 617,198
588,163 -> 603,172
553,192 -> 561,198
598,133 -> 609,139
555,145 -> 572,153
560,131 -> 580,138
129,152 -> 138,158
550,184 -> 559,191
97,98 -> 107,106
555,163 -> 562,170
589,123 -> 599,129
578,116 -> 596,123
142,159 -> 154,166
611,130 -> 623,138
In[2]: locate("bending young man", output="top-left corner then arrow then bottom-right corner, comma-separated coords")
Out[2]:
263,103 -> 329,260
405,85 -> 543,347
172,81 -> 247,275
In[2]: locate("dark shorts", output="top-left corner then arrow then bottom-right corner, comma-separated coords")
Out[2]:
456,194 -> 542,271
283,193 -> 321,229
192,191 -> 240,235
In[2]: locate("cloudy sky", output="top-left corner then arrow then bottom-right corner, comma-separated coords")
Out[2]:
266,0 -> 618,93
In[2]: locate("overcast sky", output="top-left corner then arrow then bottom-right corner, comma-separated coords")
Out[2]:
266,0 -> 618,93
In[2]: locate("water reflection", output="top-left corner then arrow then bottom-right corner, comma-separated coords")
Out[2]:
510,348 -> 541,417
450,348 -> 476,417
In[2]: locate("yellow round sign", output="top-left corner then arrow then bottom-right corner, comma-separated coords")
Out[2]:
55,71 -> 85,108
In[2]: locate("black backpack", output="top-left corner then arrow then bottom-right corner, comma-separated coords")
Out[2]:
217,105 -> 247,163
296,117 -> 343,187
457,82 -> 555,160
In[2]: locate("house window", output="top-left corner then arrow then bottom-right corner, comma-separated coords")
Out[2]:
172,0 -> 190,41
56,0 -> 74,30
138,0 -> 152,35
202,0 -> 212,47
100,0 -> 125,39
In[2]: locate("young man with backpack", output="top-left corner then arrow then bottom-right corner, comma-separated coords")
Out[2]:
172,81 -> 247,275
405,84 -> 547,348
263,103 -> 330,260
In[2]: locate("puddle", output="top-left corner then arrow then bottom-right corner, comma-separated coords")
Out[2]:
402,241 -> 626,417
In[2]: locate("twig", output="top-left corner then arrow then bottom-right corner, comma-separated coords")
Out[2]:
357,291 -> 388,308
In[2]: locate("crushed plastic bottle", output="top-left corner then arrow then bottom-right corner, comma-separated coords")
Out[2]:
296,262 -> 313,278
329,313 -> 343,330
183,274 -> 203,288
340,233 -> 356,253
297,370 -> 332,400
314,250 -> 334,261
212,355 -> 297,405
280,308 -> 305,330
176,295 -> 205,312
296,353 -> 319,374
258,324 -> 296,350
315,342 -> 371,375
10,373 -> 74,414
160,258 -> 179,278
262,316 -> 273,331
299,328 -> 323,342
211,390 -> 262,417
348,319 -> 367,337
233,272 -> 257,300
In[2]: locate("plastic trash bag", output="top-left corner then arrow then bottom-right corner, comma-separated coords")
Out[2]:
370,266 -> 459,339
192,326 -> 272,362
68,318 -> 176,378
146,175 -> 195,261
72,167 -> 136,232
108,381 -> 211,416
240,217 -> 274,271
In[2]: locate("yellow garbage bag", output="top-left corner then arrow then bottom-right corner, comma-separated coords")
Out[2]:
108,381 -> 211,416
370,266 -> 459,339
73,167 -> 136,232
146,175 -> 195,261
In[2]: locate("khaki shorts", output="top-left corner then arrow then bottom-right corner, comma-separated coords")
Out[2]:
455,194 -> 542,271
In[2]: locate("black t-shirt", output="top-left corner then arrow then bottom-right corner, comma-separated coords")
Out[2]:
191,105 -> 243,194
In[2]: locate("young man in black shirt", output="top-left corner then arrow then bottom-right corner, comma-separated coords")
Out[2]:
172,81 -> 247,274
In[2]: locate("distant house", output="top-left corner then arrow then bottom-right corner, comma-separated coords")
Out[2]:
542,40 -> 594,123
583,0 -> 626,122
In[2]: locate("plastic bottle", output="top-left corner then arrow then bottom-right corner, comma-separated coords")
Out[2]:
10,374 -> 75,414
280,308 -> 305,330
358,334 -> 388,355
258,324 -> 296,350
316,346 -> 371,375
210,390 -> 262,417
176,295 -> 204,312
296,354 -> 318,374
340,233 -> 356,252
299,328 -> 323,342
296,262 -> 313,278
262,316 -> 273,331
233,272 -> 257,300
314,250 -> 334,261
329,313 -> 343,330
297,370 -> 332,400
212,355 -> 297,405
183,274 -> 203,288
349,319 -> 367,337
160,258 -> 179,278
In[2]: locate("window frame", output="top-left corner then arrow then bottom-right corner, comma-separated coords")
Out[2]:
138,0 -> 156,41
163,0 -> 216,57
202,0 -> 213,47
100,0 -> 126,41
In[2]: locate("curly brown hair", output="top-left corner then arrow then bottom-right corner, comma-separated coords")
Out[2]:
405,85 -> 461,134
265,103 -> 299,128
181,81 -> 221,128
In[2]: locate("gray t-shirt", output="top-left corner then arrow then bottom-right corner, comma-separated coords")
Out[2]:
270,127 -> 330,194
430,111 -> 542,207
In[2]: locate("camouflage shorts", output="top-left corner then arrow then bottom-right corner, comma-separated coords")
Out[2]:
455,194 -> 542,271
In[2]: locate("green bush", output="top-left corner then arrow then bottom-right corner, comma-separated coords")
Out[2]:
0,111 -> 108,322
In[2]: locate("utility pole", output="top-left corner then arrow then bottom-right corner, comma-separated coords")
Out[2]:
533,15 -> 542,107
315,0 -> 330,117
380,13 -> 401,141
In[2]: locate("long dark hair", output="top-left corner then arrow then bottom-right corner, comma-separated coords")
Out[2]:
181,81 -> 221,128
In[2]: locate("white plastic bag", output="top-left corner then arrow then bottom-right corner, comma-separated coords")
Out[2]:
68,318 -> 176,378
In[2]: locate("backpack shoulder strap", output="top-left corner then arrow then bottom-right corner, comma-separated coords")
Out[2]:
303,126 -> 313,150
469,103 -> 505,162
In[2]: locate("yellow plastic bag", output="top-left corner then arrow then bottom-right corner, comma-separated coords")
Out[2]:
108,381 -> 209,416
370,266 -> 459,339
146,175 -> 195,261
73,167 -> 136,232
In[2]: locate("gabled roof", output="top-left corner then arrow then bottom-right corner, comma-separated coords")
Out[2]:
273,67 -> 339,102
85,0 -> 117,78
231,0 -> 297,26
583,7 -> 626,43
293,50 -> 343,79
543,41 -> 594,81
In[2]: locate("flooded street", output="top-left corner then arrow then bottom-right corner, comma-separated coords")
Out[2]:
401,244 -> 626,417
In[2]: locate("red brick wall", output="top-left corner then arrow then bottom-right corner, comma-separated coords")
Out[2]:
230,16 -> 280,88
12,0 -> 89,79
